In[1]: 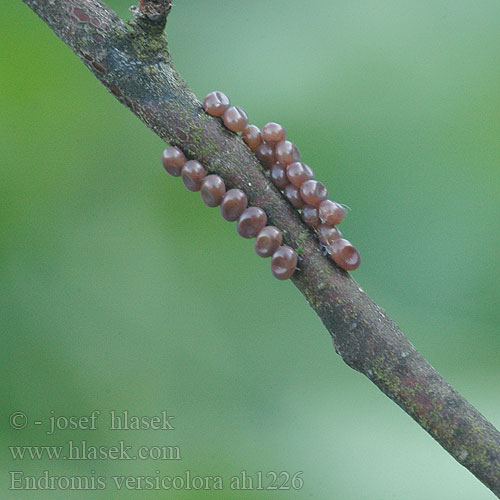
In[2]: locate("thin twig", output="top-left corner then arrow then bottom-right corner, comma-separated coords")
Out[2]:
19,0 -> 500,495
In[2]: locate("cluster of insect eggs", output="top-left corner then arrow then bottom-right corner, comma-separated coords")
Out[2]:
202,91 -> 360,272
161,91 -> 360,280
161,146 -> 297,280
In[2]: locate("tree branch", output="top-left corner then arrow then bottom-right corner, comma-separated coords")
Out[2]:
20,0 -> 500,496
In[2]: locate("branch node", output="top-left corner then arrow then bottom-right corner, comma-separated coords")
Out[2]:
130,0 -> 171,32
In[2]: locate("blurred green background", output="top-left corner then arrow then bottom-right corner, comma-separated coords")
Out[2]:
1,0 -> 499,498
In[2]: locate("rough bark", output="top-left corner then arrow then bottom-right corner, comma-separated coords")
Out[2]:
20,0 -> 500,496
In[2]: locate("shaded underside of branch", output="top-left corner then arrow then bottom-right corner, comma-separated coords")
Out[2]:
20,0 -> 500,496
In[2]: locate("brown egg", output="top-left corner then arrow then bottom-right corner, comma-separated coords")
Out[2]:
317,224 -> 342,245
275,140 -> 301,165
329,238 -> 361,271
242,125 -> 262,151
254,226 -> 283,258
203,91 -> 230,117
284,184 -> 304,209
270,163 -> 289,190
319,200 -> 346,226
237,207 -> 267,238
254,143 -> 276,170
181,160 -> 206,191
223,106 -> 249,132
301,205 -> 320,227
220,189 -> 248,221
300,180 -> 328,207
200,175 -> 226,207
161,146 -> 186,177
271,246 -> 298,280
261,122 -> 286,143
286,161 -> 314,187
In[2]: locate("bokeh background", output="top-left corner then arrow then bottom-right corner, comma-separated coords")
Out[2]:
1,1 -> 500,498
